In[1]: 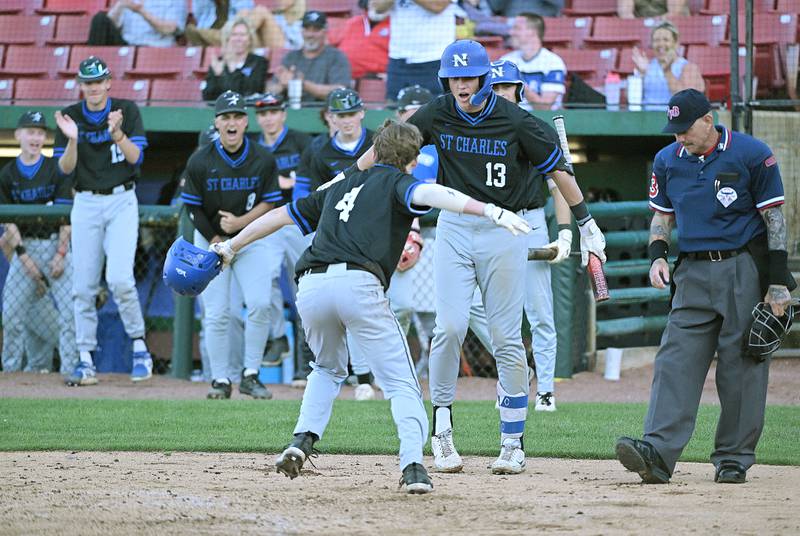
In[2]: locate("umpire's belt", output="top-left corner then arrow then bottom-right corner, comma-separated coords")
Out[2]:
682,247 -> 746,262
302,262 -> 371,277
77,180 -> 135,195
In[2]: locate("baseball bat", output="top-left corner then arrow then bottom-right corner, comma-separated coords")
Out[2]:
552,115 -> 610,302
527,247 -> 581,261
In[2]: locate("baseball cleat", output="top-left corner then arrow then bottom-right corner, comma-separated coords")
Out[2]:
534,391 -> 556,412
207,379 -> 232,399
130,351 -> 153,382
354,383 -> 376,401
262,335 -> 290,366
399,462 -> 433,494
715,460 -> 746,484
276,432 -> 317,479
239,371 -> 273,399
491,440 -> 526,474
431,428 -> 463,473
65,361 -> 98,386
615,437 -> 671,484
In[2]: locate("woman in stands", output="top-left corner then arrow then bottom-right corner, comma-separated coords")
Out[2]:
202,17 -> 268,101
632,21 -> 705,109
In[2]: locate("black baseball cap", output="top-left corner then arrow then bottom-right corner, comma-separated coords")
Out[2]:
17,110 -> 47,129
662,89 -> 711,134
247,92 -> 286,111
77,56 -> 111,82
215,90 -> 247,116
327,88 -> 363,113
397,85 -> 433,111
302,10 -> 327,28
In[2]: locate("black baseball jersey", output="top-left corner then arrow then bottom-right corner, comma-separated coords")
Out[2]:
408,92 -> 566,212
287,164 -> 430,290
296,129 -> 375,192
255,127 -> 311,207
53,98 -> 147,191
523,116 -> 561,209
180,138 -> 280,237
0,155 -> 73,237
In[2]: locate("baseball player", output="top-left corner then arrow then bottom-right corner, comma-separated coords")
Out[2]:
0,111 -> 78,375
210,119 -> 531,493
467,60 -> 573,412
351,40 -> 606,474
179,90 -> 281,400
616,89 -> 793,484
54,56 -> 153,386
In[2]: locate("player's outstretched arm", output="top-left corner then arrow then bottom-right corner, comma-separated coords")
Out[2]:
411,183 -> 531,236
211,205 -> 294,265
356,145 -> 376,171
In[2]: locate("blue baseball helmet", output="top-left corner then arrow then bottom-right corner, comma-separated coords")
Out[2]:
438,40 -> 493,105
489,60 -> 525,103
162,237 -> 222,297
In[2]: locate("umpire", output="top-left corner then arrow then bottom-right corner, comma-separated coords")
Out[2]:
616,89 -> 795,484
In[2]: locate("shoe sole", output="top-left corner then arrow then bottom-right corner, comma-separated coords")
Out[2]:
66,377 -> 98,386
405,483 -> 433,494
275,447 -> 305,479
534,406 -> 556,412
615,441 -> 669,484
491,463 -> 526,475
241,390 -> 273,400
131,372 -> 152,383
207,392 -> 231,399
433,462 -> 463,473
715,473 -> 746,484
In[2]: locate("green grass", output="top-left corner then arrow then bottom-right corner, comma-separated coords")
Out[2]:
1,399 -> 798,465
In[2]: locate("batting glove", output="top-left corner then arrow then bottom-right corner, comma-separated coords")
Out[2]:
545,229 -> 573,264
483,203 -> 531,236
210,240 -> 235,268
578,218 -> 607,266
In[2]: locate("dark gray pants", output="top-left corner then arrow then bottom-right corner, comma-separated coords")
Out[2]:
644,252 -> 770,473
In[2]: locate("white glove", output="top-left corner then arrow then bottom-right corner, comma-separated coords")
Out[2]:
210,239 -> 235,269
545,229 -> 572,264
483,203 -> 531,236
578,218 -> 606,266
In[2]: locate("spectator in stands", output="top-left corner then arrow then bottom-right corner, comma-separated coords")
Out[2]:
239,0 -> 306,50
331,0 -> 391,81
386,0 -> 459,101
632,21 -> 705,109
184,0 -> 256,46
501,13 -> 566,110
88,0 -> 187,47
267,11 -> 352,105
617,0 -> 689,18
202,18 -> 268,102
487,0 -> 562,17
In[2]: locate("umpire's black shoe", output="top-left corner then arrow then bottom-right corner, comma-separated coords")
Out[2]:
276,432 -> 318,479
615,437 -> 671,484
715,460 -> 747,484
399,462 -> 433,495
239,371 -> 273,399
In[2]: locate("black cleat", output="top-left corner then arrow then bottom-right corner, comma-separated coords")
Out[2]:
715,460 -> 746,484
239,371 -> 273,399
615,436 -> 671,484
275,432 -> 317,479
399,462 -> 433,494
207,379 -> 232,399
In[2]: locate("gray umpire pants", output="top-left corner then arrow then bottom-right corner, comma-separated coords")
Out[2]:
644,252 -> 768,472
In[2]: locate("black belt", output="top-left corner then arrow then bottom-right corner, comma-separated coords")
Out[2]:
683,247 -> 746,262
301,262 -> 371,277
77,180 -> 135,195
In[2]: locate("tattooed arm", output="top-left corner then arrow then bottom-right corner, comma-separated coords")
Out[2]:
648,211 -> 675,289
760,205 -> 791,316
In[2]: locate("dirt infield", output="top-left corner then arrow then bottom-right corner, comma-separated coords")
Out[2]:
2,451 -> 799,535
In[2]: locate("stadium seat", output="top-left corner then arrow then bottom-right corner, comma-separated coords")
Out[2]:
0,45 -> 70,78
0,79 -> 13,102
555,47 -> 618,86
583,17 -> 653,49
701,0 -> 775,14
687,45 -> 747,102
326,17 -> 348,44
64,45 -> 135,79
306,0 -> 355,17
0,0 -> 44,15
740,13 -> 798,45
48,15 -> 92,45
127,47 -> 202,79
670,15 -> 728,47
0,15 -> 56,45
562,0 -> 617,16
253,0 -> 281,8
36,0 -> 107,15
149,79 -> 206,105
0,44 -> 5,65
485,46 -> 510,61
269,47 -> 290,74
776,0 -> 800,12
111,79 -> 150,103
14,78 -> 79,105
616,47 -> 636,76
356,78 -> 386,107
194,47 -> 220,77
542,17 -> 592,49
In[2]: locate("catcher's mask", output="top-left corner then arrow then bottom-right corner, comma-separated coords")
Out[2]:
746,301 -> 797,360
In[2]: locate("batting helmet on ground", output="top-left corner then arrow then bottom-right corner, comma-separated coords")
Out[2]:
746,301 -> 797,360
489,60 -> 525,103
162,237 -> 222,297
437,40 -> 493,106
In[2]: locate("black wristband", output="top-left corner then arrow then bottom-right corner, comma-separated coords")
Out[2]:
557,223 -> 571,231
570,201 -> 591,226
768,249 -> 789,286
648,239 -> 669,265
14,244 -> 26,256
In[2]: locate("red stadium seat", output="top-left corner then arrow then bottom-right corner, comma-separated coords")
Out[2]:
543,17 -> 592,49
36,0 -> 107,15
776,0 -> 800,12
111,79 -> 150,103
0,44 -> 5,65
48,15 -> 92,45
736,13 -> 798,45
356,77 -> 386,107
64,45 -> 135,79
127,47 -> 202,79
149,79 -> 206,105
583,17 -> 653,49
670,15 -> 728,47
687,45 -> 748,102
0,79 -> 13,102
327,17 -> 348,44
306,0 -> 356,17
555,47 -> 618,85
14,78 -> 80,105
701,0 -> 775,14
0,0 -> 44,15
616,47 -> 636,76
269,47 -> 290,74
563,0 -> 617,16
0,15 -> 57,45
194,47 -> 221,77
0,45 -> 70,78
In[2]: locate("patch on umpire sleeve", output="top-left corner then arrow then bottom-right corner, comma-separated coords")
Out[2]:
765,155 -> 777,167
648,172 -> 658,198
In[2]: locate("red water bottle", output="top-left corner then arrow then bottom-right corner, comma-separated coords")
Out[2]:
588,253 -> 610,302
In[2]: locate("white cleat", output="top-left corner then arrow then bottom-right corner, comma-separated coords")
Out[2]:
534,391 -> 556,412
491,440 -> 526,474
354,384 -> 376,401
431,428 -> 463,473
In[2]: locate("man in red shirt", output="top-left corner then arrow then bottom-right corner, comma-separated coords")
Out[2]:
331,0 -> 390,80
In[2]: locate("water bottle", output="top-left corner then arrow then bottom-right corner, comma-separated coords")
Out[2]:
604,72 -> 621,111
626,72 -> 643,111
288,78 -> 302,110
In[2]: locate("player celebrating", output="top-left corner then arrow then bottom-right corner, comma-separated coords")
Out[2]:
209,119 -> 531,493
54,56 -> 153,386
180,90 -> 281,400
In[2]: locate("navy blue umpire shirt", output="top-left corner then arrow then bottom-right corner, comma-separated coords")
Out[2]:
648,125 -> 784,252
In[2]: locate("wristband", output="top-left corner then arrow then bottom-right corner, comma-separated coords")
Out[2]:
768,249 -> 789,286
557,223 -> 571,231
14,244 -> 26,256
648,239 -> 669,265
569,201 -> 591,226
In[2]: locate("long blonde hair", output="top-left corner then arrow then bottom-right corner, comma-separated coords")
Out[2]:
220,17 -> 257,53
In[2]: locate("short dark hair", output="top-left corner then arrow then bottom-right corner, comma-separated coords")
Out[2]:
373,119 -> 422,170
519,12 -> 545,40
